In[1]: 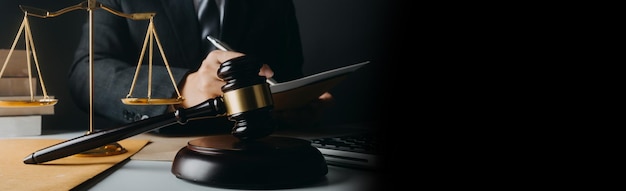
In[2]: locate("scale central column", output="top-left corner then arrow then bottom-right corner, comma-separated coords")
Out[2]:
88,2 -> 94,133
78,0 -> 127,156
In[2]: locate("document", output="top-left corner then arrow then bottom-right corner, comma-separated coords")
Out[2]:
270,61 -> 369,111
0,138 -> 149,190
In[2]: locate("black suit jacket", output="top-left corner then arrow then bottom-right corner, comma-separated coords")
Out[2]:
69,0 -> 303,130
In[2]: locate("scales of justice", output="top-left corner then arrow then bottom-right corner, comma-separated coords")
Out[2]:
1,0 -> 179,156
3,1 -> 328,189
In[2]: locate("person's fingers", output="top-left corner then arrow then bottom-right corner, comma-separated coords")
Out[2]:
197,61 -> 221,81
199,50 -> 242,79
259,64 -> 274,78
309,92 -> 334,109
179,51 -> 245,108
204,50 -> 273,79
318,92 -> 333,100
211,50 -> 245,63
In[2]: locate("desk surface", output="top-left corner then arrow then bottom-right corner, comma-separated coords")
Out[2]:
2,127 -> 381,191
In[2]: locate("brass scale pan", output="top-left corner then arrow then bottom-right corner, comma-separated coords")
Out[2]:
0,98 -> 57,107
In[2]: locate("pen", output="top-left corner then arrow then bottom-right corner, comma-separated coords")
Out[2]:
207,36 -> 277,85
23,99 -> 226,164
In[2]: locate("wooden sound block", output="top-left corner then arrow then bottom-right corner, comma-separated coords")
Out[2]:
171,135 -> 328,189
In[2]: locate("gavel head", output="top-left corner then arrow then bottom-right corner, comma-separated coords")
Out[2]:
218,56 -> 275,140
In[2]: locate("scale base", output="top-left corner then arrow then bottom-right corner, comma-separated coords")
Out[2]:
75,131 -> 128,157
76,142 -> 127,157
171,135 -> 328,189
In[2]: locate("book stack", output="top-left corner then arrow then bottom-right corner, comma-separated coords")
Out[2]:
1,49 -> 54,137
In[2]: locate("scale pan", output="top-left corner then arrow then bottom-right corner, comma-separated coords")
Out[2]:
0,98 -> 58,107
121,97 -> 183,105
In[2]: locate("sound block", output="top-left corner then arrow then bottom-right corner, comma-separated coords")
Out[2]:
171,135 -> 328,189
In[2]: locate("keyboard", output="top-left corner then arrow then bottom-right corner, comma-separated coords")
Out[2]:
310,132 -> 379,170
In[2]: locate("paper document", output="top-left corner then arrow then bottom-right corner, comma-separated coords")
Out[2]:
270,61 -> 369,111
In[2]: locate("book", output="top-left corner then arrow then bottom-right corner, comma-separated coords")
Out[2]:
0,96 -> 55,116
0,115 -> 41,137
0,77 -> 39,96
1,49 -> 31,77
270,61 -> 369,111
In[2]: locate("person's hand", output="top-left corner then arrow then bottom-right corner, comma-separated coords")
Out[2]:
179,50 -> 274,108
272,92 -> 335,129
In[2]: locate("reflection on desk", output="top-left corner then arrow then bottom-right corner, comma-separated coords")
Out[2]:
3,127 -> 381,191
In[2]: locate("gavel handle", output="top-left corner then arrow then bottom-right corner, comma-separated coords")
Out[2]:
23,98 -> 226,164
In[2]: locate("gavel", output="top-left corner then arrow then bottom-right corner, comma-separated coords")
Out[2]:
217,55 -> 275,140
24,55 -> 328,189
23,55 -> 278,164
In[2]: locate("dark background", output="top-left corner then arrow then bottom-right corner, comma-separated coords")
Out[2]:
0,0 -> 392,131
